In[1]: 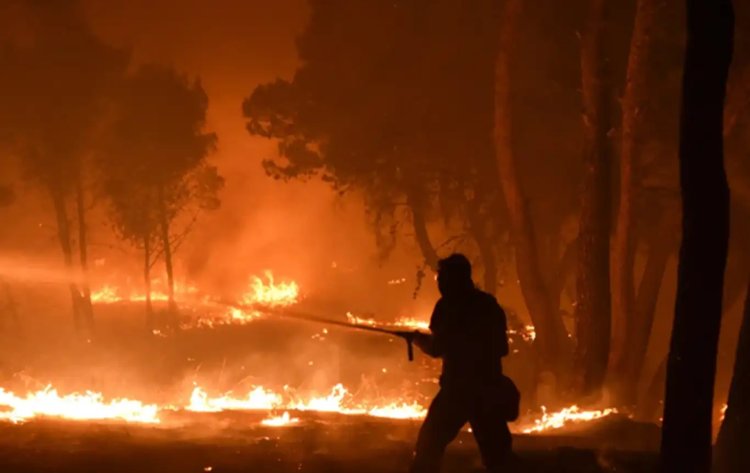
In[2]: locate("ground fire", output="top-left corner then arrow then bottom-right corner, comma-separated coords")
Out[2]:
0,0 -> 746,472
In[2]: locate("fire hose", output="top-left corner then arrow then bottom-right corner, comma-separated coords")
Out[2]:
232,304 -> 425,361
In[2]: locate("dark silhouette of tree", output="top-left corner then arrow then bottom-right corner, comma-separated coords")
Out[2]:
572,0 -> 613,398
494,0 -> 570,379
1,1 -> 127,334
714,282 -> 750,473
660,2 -> 734,473
101,64 -> 220,330
245,0 -> 500,285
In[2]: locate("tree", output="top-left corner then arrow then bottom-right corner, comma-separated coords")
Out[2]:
572,0 -> 613,398
1,1 -> 127,333
101,64 -> 221,330
660,2 -> 734,473
245,0 -> 501,283
494,0 -> 570,379
714,282 -> 750,473
608,0 -> 665,404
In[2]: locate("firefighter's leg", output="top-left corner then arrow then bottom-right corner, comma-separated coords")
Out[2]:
410,390 -> 467,473
469,410 -> 513,472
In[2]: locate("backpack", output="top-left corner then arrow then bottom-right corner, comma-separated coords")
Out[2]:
482,374 -> 521,421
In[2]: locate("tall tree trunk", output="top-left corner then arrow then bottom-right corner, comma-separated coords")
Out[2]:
75,177 -> 94,332
714,282 -> 750,473
156,186 -> 178,329
406,190 -> 439,272
494,0 -> 567,375
621,220 -> 675,402
143,234 -> 154,331
660,2 -> 733,472
639,354 -> 668,421
573,0 -> 613,398
610,0 -> 661,402
551,238 -> 578,305
1,281 -> 19,331
50,185 -> 81,331
466,198 -> 497,294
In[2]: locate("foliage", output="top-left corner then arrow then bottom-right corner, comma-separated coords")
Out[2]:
244,0 -> 499,254
1,1 -> 127,193
100,64 -> 222,250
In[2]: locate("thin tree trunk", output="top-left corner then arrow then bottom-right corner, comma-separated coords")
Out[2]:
467,198 -> 497,294
156,186 -> 177,329
573,0 -> 613,397
639,353 -> 667,421
610,0 -> 661,402
75,177 -> 94,332
1,281 -> 19,331
660,2 -> 733,472
551,238 -> 578,304
406,190 -> 439,272
714,282 -> 750,473
494,0 -> 567,375
50,186 -> 81,331
143,234 -> 154,331
622,224 -> 675,401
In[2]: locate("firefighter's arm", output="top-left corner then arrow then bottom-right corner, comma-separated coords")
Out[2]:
415,300 -> 445,358
413,332 -> 441,358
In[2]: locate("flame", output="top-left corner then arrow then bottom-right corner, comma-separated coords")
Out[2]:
290,383 -> 351,412
90,285 -> 119,303
90,281 -> 196,305
91,272 -> 298,310
188,383 -> 426,420
261,411 -> 300,427
520,405 -> 617,434
393,316 -> 430,331
0,383 -> 619,433
506,324 -> 536,342
366,402 -> 426,420
91,272 -> 300,329
241,271 -> 299,307
187,386 -> 283,412
0,386 -> 159,424
345,311 -> 378,327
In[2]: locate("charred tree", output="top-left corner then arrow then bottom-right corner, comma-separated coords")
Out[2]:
406,190 -> 439,272
624,214 -> 677,397
0,281 -> 19,332
494,0 -> 568,375
573,0 -> 613,397
143,234 -> 154,331
467,197 -> 498,295
157,185 -> 178,329
610,0 -> 662,404
714,282 -> 750,473
50,185 -> 82,331
660,2 -> 734,473
75,177 -> 94,332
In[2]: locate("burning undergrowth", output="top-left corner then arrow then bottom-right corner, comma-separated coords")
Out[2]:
0,272 -> 625,441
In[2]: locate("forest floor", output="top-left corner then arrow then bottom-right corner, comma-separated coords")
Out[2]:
0,410 -> 659,473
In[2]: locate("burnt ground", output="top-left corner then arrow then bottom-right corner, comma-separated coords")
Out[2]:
0,411 -> 659,473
